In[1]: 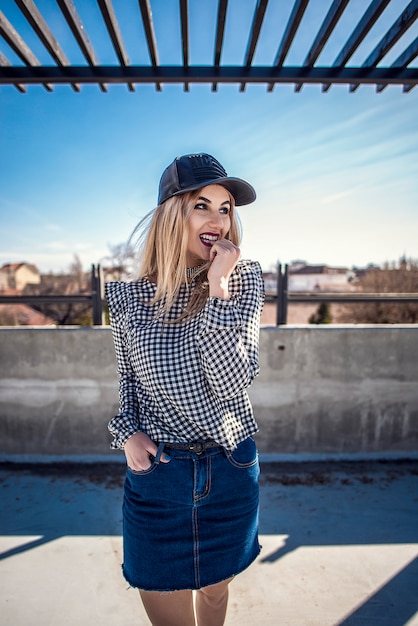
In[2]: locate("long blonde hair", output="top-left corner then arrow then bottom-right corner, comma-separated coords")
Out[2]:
130,187 -> 241,319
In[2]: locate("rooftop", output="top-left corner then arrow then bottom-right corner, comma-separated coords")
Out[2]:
1,460 -> 417,625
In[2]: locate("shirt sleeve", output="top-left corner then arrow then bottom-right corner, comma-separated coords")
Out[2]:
105,282 -> 140,449
196,260 -> 264,400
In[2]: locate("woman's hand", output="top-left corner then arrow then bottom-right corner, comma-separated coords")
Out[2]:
124,432 -> 171,471
207,239 -> 240,300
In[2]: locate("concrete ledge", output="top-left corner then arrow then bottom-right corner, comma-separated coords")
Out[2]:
0,325 -> 417,460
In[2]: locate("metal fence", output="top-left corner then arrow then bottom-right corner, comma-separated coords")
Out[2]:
1,263 -> 418,326
270,264 -> 418,325
0,265 -> 104,325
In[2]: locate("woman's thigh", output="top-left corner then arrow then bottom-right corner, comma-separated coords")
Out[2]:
139,589 -> 195,626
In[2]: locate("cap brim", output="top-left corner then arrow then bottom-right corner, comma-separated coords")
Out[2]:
172,176 -> 256,206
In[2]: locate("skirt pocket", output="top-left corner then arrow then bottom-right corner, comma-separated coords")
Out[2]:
224,436 -> 258,469
127,460 -> 159,476
126,442 -> 166,476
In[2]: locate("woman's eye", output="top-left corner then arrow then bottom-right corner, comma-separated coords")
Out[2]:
220,207 -> 230,215
195,203 -> 207,210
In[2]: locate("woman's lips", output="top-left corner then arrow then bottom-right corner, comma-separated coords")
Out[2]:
199,233 -> 219,247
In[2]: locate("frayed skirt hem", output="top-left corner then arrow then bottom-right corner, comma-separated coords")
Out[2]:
121,544 -> 261,592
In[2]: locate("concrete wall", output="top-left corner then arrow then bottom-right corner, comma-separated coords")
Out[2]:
0,326 -> 417,461
254,326 -> 418,459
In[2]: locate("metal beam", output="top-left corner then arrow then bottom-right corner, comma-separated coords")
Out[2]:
56,0 -> 106,92
179,0 -> 189,91
138,0 -> 161,91
0,65 -> 416,87
376,35 -> 418,92
350,0 -> 418,92
295,0 -> 350,92
0,9 -> 53,91
240,0 -> 269,92
322,0 -> 390,92
0,51 -> 26,92
15,0 -> 80,92
268,0 -> 309,92
1,1 -> 417,94
212,0 -> 228,91
97,0 -> 133,91
333,0 -> 390,67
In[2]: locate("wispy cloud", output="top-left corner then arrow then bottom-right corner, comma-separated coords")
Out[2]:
45,241 -> 68,251
320,190 -> 352,205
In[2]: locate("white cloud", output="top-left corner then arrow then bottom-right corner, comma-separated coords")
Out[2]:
320,190 -> 352,205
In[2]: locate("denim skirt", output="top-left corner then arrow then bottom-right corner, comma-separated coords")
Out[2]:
122,436 -> 261,592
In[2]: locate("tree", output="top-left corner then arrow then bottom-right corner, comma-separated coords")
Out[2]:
102,241 -> 136,281
309,302 -> 332,324
25,254 -> 93,325
340,257 -> 418,324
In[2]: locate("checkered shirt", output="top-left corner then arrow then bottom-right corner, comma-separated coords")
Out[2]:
105,259 -> 264,451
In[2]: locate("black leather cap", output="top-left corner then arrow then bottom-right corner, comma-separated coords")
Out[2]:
158,153 -> 256,206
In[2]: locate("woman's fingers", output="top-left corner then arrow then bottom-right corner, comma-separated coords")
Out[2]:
210,238 -> 240,258
209,239 -> 240,270
208,240 -> 240,298
124,432 -> 171,470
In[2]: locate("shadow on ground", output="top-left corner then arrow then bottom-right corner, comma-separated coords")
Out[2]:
1,460 -> 417,624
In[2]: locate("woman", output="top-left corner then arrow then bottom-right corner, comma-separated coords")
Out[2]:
106,153 -> 264,626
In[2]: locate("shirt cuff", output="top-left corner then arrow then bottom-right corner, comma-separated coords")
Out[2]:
199,296 -> 241,332
108,415 -> 140,450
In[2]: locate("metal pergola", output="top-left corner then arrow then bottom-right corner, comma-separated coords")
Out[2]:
0,0 -> 417,93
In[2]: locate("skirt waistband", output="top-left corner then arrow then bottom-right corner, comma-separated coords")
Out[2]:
161,440 -> 220,454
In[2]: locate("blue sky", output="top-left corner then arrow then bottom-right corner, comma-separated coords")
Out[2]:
0,0 -> 417,273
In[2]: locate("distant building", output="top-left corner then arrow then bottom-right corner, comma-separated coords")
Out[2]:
262,272 -> 277,294
0,303 -> 55,326
0,263 -> 40,292
0,263 -> 55,326
288,263 -> 352,292
0,271 -> 7,292
262,262 -> 354,294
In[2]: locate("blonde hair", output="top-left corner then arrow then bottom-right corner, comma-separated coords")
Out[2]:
130,187 -> 241,320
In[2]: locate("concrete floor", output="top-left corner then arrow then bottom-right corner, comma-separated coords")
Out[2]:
1,460 -> 417,626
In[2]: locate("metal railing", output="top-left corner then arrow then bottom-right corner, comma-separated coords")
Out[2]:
268,264 -> 418,325
0,265 -> 104,325
1,263 -> 418,326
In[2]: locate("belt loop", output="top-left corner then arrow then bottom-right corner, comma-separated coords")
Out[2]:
154,442 -> 165,464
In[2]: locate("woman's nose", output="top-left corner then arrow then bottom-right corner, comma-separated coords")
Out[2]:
207,212 -> 223,228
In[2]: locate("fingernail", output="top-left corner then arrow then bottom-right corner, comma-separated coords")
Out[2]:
164,455 -> 172,462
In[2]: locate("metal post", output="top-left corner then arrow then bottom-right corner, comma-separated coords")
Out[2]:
276,262 -> 288,326
276,263 -> 282,326
282,263 -> 288,325
91,264 -> 104,325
